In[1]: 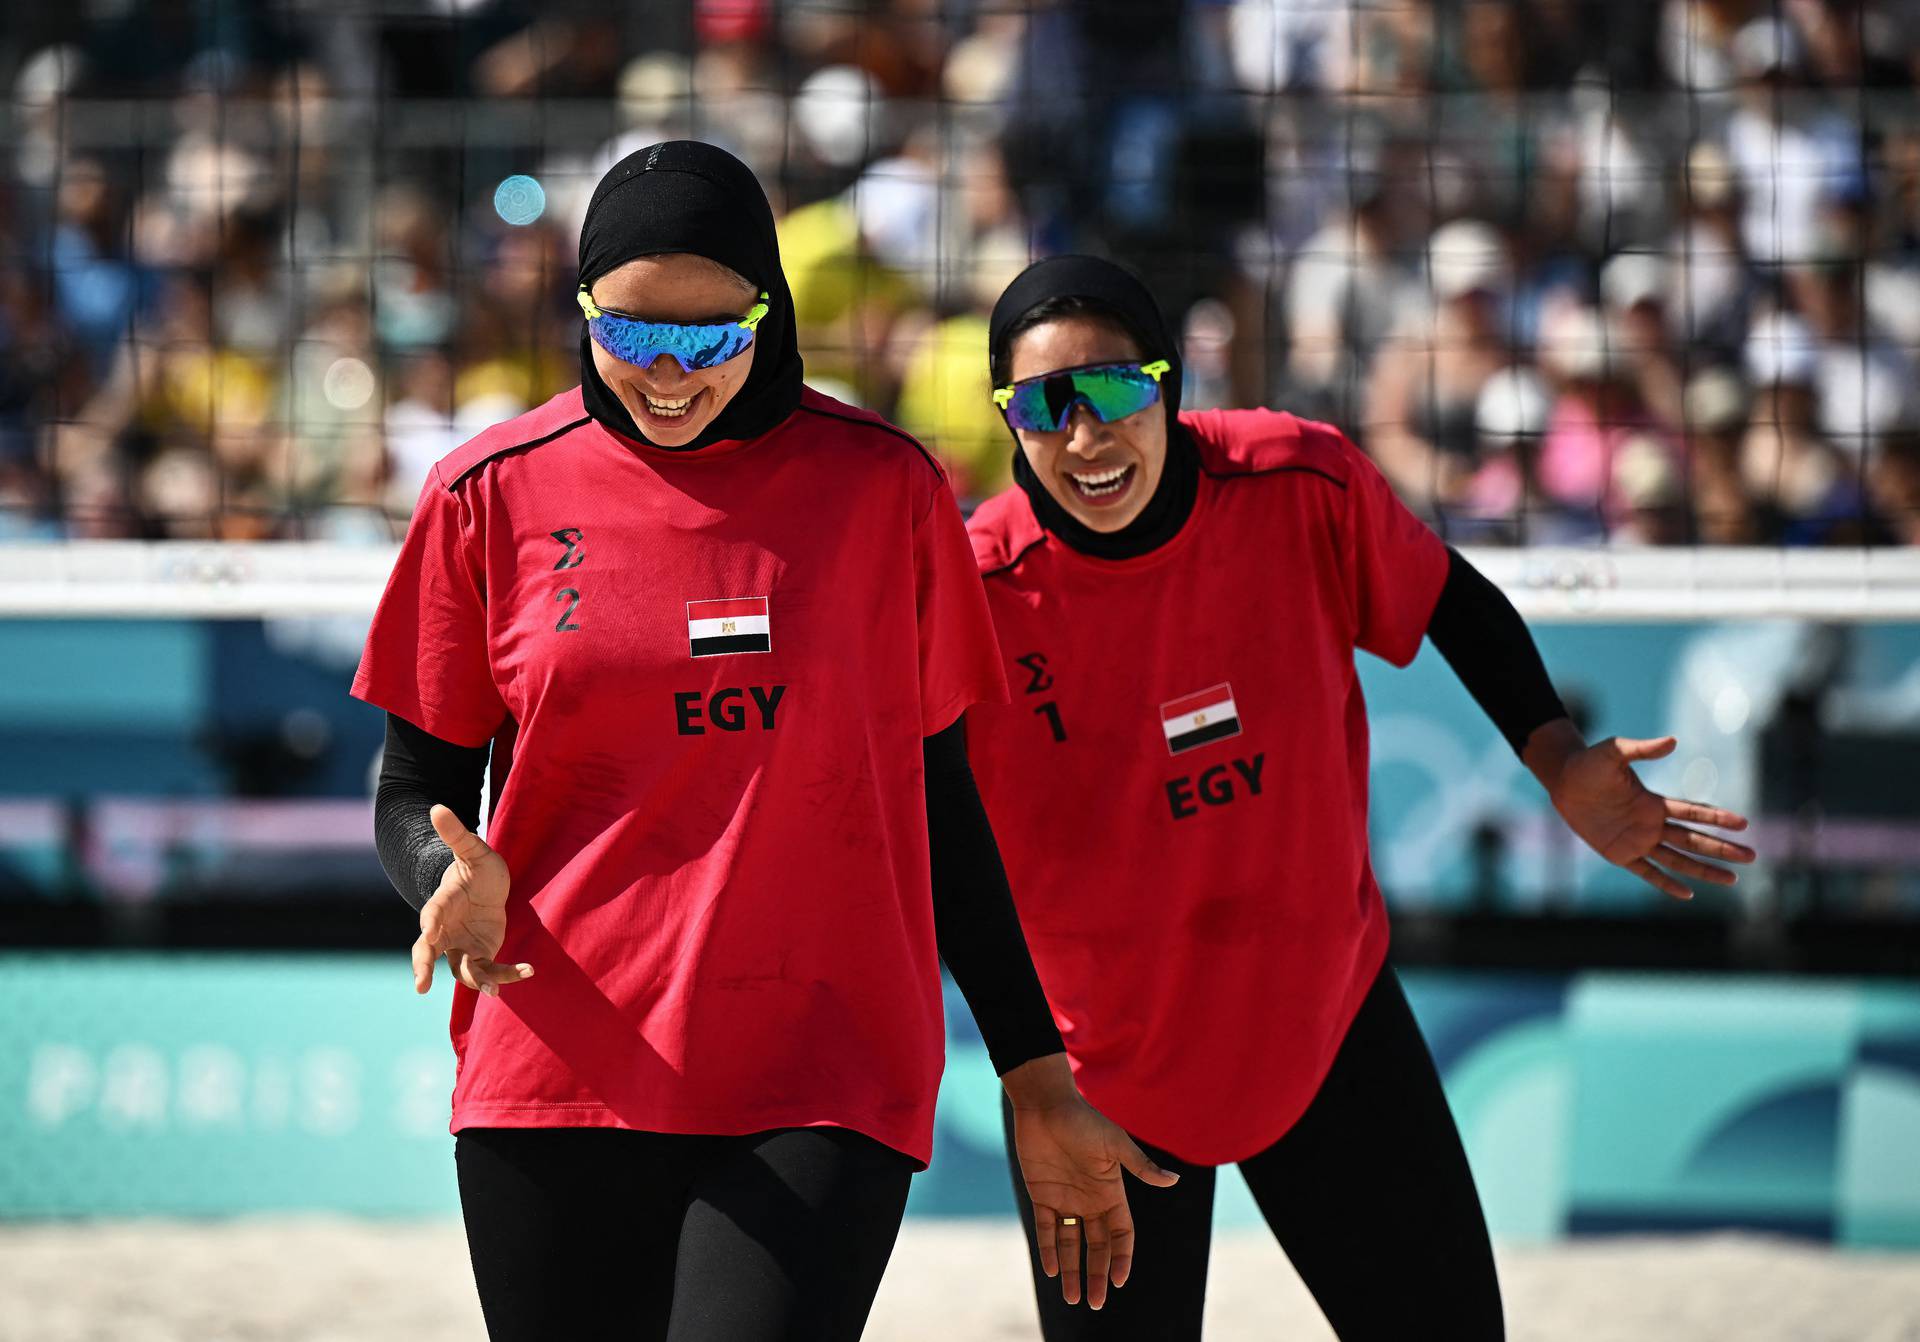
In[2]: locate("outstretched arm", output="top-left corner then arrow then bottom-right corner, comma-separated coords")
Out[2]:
1425,549 -> 1756,898
1520,723 -> 1754,900
1424,547 -> 1568,755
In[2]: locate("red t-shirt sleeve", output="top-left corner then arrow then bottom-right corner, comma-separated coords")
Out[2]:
1336,431 -> 1449,667
913,478 -> 1010,735
351,471 -> 508,747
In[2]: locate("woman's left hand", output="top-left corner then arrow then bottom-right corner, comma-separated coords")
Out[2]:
1002,1055 -> 1179,1310
1539,732 -> 1757,899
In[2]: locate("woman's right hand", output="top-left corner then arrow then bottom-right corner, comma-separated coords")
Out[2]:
411,804 -> 534,998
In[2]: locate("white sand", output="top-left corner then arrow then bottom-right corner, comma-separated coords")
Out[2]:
1,1219 -> 1917,1341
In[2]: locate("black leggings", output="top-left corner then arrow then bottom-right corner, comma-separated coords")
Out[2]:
1003,966 -> 1504,1340
455,1124 -> 913,1342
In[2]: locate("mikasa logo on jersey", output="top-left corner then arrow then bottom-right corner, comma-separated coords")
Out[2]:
687,597 -> 771,657
1160,683 -> 1241,754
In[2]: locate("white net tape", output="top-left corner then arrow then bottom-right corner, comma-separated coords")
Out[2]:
2,543 -> 1919,622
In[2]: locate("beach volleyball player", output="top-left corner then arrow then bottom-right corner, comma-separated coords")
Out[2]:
352,146 -> 1174,1341
961,255 -> 1758,1339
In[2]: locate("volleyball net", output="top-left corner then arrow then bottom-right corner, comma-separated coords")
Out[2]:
1,2 -> 1918,948
1,2 -> 1917,539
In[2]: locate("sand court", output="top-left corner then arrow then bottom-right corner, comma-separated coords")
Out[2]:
3,1218 -> 1918,1341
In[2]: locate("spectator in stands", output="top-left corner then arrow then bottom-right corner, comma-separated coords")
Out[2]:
1612,433 -> 1694,545
1787,235 -> 1917,459
1534,302 -> 1683,530
1363,220 -> 1516,515
1,3 -> 1917,549
1668,141 -> 1754,363
1658,0 -> 1749,94
371,186 -> 458,353
1280,137 -> 1428,429
1601,251 -> 1688,432
1786,0 -> 1910,90
1870,430 -> 1920,543
1742,310 -> 1871,543
48,158 -> 144,377
1683,367 -> 1762,544
1722,16 -> 1865,267
1456,363 -> 1601,544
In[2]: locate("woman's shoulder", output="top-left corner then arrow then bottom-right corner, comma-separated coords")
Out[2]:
784,386 -> 954,517
789,386 -> 947,479
965,486 -> 1044,579
432,387 -> 592,491
1179,406 -> 1363,490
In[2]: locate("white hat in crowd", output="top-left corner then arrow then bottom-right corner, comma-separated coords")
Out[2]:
1744,310 -> 1818,389
1601,252 -> 1669,314
794,65 -> 886,169
1540,305 -> 1621,384
1428,220 -> 1509,301
1476,366 -> 1552,447
1731,17 -> 1804,81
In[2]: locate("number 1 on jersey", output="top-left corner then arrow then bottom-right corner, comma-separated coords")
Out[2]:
1034,701 -> 1068,743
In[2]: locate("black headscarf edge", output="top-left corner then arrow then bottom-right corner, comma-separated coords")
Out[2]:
987,254 -> 1199,559
575,141 -> 804,451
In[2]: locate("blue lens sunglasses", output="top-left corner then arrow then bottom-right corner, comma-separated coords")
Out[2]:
577,287 -> 771,372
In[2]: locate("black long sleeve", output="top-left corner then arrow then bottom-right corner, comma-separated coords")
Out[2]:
377,711 -> 1064,1074
924,718 -> 1066,1077
1425,547 -> 1569,756
374,714 -> 1067,1067
374,713 -> 490,911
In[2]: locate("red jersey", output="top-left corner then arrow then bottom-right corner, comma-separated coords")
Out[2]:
353,385 -> 1006,1165
965,409 -> 1447,1164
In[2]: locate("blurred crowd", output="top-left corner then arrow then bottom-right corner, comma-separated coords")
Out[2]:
3,0 -> 1920,544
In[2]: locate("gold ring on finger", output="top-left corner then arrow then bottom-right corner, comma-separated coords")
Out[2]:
1059,1216 -> 1080,1226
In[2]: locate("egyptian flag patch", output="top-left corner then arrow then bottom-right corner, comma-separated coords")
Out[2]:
687,596 -> 771,658
1160,682 -> 1241,755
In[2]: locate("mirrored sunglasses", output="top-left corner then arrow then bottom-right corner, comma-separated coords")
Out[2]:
577,288 -> 771,372
992,360 -> 1172,432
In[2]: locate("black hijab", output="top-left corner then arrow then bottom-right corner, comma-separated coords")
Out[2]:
576,141 -> 804,451
987,255 -> 1199,559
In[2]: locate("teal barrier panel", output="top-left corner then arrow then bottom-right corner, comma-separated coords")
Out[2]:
1399,972 -> 1575,1243
2,954 -> 459,1216
7,617 -> 1920,911
5,954 -> 1919,1245
1566,975 -> 1920,1246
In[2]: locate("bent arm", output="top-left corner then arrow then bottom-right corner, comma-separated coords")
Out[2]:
925,717 -> 1067,1077
374,712 -> 490,911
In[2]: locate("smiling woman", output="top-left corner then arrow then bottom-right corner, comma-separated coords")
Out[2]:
352,142 -> 1172,1342
582,254 -> 762,444
568,152 -> 807,453
1001,319 -> 1167,524
986,271 -> 1202,561
963,253 -> 1757,1341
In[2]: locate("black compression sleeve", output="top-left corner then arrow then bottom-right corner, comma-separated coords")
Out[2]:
374,713 -> 490,911
925,718 -> 1066,1076
1425,547 -> 1569,756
